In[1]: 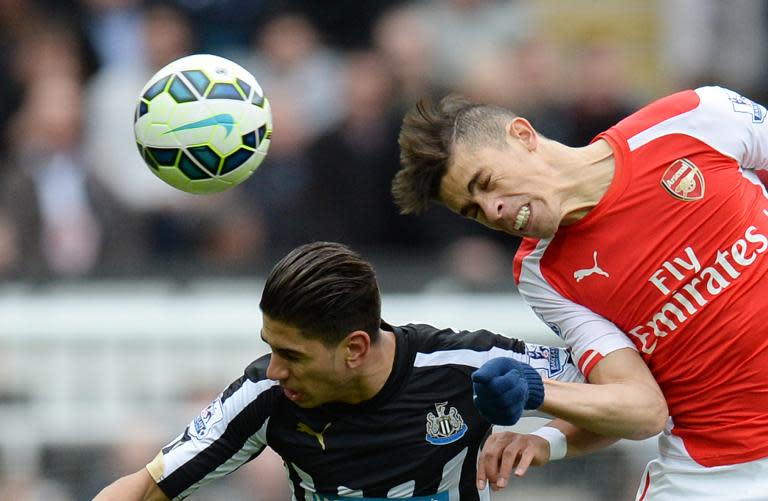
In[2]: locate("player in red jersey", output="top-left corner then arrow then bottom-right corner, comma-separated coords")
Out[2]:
394,86 -> 768,500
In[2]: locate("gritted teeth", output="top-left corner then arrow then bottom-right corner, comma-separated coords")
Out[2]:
514,204 -> 530,231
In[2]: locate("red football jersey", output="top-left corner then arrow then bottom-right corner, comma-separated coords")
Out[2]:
514,87 -> 768,467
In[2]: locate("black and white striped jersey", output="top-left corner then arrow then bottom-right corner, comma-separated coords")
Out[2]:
146,322 -> 583,500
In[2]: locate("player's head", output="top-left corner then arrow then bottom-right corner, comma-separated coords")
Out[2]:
260,241 -> 381,344
394,96 -> 562,238
394,95 -> 518,215
259,242 -> 383,407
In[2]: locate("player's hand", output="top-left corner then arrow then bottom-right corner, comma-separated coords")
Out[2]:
476,431 -> 550,491
471,357 -> 544,425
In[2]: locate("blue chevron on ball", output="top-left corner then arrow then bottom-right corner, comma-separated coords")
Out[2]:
471,357 -> 545,425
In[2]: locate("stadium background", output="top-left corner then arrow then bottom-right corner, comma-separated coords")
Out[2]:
0,0 -> 765,499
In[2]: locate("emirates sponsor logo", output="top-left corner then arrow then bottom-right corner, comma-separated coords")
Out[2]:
661,158 -> 705,201
629,223 -> 768,355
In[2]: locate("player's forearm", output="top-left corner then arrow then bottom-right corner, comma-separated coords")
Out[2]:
93,469 -> 169,501
471,348 -> 667,438
545,419 -> 620,457
540,379 -> 667,440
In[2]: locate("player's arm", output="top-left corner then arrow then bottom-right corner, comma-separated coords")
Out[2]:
474,347 -> 667,439
93,468 -> 169,501
487,273 -> 670,439
540,347 -> 667,439
96,358 -> 276,500
544,418 -> 620,457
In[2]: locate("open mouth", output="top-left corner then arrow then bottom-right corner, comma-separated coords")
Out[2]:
283,387 -> 301,402
514,204 -> 530,231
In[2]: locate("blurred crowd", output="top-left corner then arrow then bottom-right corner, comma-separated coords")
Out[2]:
1,0 -> 767,286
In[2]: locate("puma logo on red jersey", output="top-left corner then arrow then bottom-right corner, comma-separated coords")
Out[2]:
574,251 -> 609,282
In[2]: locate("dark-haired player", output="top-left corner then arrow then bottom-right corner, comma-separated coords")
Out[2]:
94,241 -> 662,500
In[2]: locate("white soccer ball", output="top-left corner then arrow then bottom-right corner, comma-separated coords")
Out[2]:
133,54 -> 272,194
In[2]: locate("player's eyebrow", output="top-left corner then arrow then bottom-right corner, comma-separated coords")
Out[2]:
260,332 -> 278,351
459,170 -> 483,217
260,331 -> 304,358
466,170 -> 482,196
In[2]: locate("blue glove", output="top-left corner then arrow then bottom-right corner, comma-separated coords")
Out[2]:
472,357 -> 545,425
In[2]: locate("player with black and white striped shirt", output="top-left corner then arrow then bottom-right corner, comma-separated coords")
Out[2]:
93,241 -> 606,500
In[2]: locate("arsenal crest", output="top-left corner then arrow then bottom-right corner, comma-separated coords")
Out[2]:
661,158 -> 705,201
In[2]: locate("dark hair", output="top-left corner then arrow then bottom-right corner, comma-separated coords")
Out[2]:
259,241 -> 381,346
393,95 -> 517,214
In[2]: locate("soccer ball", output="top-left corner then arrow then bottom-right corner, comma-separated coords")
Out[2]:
133,54 -> 272,194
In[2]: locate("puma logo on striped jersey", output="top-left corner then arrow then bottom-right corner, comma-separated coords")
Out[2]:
297,422 -> 331,450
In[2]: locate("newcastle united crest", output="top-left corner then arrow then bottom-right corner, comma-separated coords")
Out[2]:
426,402 -> 467,445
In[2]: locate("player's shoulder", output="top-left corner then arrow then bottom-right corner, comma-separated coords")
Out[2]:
244,353 -> 272,383
694,85 -> 749,104
613,86 -> 761,140
610,88 -> 701,139
397,322 -> 441,337
238,354 -> 283,403
183,354 -> 281,429
397,322 -> 525,355
693,86 -> 767,123
395,322 -> 445,352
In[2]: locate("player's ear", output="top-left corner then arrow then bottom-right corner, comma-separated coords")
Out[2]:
344,331 -> 371,368
507,117 -> 538,151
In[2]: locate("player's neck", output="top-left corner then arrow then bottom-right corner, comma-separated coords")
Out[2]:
352,329 -> 397,404
553,139 -> 616,224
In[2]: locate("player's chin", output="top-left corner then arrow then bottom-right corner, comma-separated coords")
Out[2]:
290,392 -> 320,408
524,220 -> 558,240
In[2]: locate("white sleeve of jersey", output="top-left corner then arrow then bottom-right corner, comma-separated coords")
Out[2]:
692,86 -> 768,171
414,340 -> 581,382
518,344 -> 582,420
517,343 -> 584,383
626,86 -> 768,171
146,378 -> 278,500
517,241 -> 636,378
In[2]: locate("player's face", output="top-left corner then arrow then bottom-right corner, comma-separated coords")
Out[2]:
261,315 -> 354,408
439,129 -> 563,239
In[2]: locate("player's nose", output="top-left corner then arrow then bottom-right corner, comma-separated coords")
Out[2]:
481,198 -> 505,223
266,355 -> 289,381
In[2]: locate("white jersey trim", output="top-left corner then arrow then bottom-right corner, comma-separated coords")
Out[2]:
517,239 -> 635,378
